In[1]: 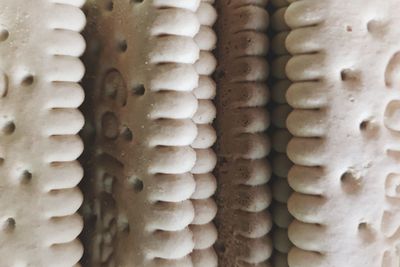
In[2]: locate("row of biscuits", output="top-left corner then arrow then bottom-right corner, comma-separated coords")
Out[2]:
1,0 -> 400,266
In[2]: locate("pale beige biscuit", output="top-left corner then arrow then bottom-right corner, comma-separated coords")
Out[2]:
0,0 -> 85,266
81,0 -> 201,266
214,0 -> 272,266
285,0 -> 400,266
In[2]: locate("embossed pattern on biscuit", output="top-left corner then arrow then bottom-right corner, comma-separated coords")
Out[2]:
214,0 -> 272,266
285,0 -> 400,266
81,0 -> 201,266
190,1 -> 218,266
0,0 -> 86,266
270,1 -> 293,266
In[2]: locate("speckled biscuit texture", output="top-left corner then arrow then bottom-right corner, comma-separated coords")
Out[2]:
214,0 -> 272,266
81,0 -> 202,266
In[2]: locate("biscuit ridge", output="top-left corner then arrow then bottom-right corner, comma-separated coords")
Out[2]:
285,0 -> 400,266
82,0 -> 201,266
214,0 -> 272,266
0,0 -> 86,265
190,1 -> 218,266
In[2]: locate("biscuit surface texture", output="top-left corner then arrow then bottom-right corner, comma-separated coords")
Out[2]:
190,1 -> 218,266
81,0 -> 201,266
285,0 -> 400,266
0,0 -> 86,266
214,0 -> 272,266
270,1 -> 293,266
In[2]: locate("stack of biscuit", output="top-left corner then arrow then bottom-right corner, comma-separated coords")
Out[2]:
1,0 -> 399,266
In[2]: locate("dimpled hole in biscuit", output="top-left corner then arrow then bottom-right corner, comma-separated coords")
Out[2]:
341,171 -> 362,193
21,75 -> 34,87
128,176 -> 144,193
120,126 -> 133,141
19,170 -> 32,184
118,39 -> 128,53
0,29 -> 9,42
2,121 -> 15,135
131,84 -> 145,96
3,218 -> 16,232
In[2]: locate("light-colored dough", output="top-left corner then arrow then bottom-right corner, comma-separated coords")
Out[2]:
286,0 -> 400,266
81,0 -> 201,266
0,0 -> 85,266
190,2 -> 218,266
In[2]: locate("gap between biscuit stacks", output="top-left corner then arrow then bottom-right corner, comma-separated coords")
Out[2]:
269,0 -> 293,266
80,0 -> 205,266
0,0 -> 86,266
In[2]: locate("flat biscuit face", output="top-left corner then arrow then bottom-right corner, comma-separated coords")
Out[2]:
0,0 -> 85,266
81,0 -> 201,266
285,0 -> 400,266
214,0 -> 272,266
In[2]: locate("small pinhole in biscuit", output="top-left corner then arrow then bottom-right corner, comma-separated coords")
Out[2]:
0,29 -> 9,42
119,221 -> 130,233
214,241 -> 226,253
101,112 -> 119,140
121,126 -> 133,141
21,75 -> 34,86
341,171 -> 357,183
131,84 -> 145,96
367,20 -> 387,35
341,171 -> 362,193
118,40 -> 128,53
358,222 -> 368,230
340,69 -> 359,82
20,170 -> 32,184
128,177 -> 143,192
360,120 -> 370,131
105,1 -> 114,11
2,121 -> 15,135
3,218 -> 15,232
0,158 -> 4,165
346,25 -> 353,32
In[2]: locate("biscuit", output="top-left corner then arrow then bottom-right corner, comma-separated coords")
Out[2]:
214,0 -> 272,266
285,0 -> 400,266
190,1 -> 218,266
0,0 -> 85,266
81,0 -> 201,266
